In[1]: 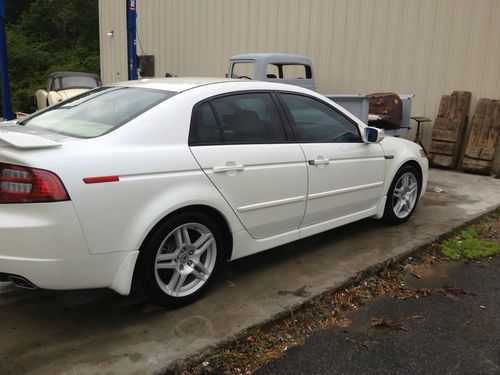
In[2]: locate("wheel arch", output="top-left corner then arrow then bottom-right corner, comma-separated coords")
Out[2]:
401,160 -> 423,191
383,157 -> 424,196
137,204 -> 234,261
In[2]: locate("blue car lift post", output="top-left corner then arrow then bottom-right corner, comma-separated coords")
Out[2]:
127,0 -> 137,80
0,0 -> 12,120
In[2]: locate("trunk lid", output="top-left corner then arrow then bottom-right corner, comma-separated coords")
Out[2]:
0,123 -> 72,149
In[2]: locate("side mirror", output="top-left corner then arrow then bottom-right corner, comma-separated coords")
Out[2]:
364,127 -> 385,144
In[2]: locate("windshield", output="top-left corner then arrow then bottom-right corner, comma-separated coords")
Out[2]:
51,76 -> 100,91
20,87 -> 176,138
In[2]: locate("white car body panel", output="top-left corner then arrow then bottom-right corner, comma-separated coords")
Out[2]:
379,136 -> 429,199
191,144 -> 308,238
299,142 -> 385,227
0,202 -> 127,291
0,78 -> 428,295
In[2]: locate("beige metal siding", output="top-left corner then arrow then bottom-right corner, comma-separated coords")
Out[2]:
99,0 -> 127,84
99,0 -> 500,172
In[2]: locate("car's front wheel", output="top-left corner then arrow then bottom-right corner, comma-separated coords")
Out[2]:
383,165 -> 421,224
138,212 -> 224,307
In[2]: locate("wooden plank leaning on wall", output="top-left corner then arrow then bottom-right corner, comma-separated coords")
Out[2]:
461,99 -> 500,175
428,91 -> 471,169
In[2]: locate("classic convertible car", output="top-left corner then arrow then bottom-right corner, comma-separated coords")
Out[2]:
35,71 -> 101,110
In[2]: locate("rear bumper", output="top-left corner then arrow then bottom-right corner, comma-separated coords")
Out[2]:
0,202 -> 136,294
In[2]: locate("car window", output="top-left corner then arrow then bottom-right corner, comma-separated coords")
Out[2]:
51,76 -> 100,91
190,102 -> 222,144
230,62 -> 254,79
280,93 -> 361,143
265,64 -> 312,79
20,87 -> 175,138
190,93 -> 287,145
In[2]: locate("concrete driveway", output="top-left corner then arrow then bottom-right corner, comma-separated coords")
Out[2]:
1,169 -> 499,375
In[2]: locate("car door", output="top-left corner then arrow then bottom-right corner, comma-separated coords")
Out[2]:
278,92 -> 385,228
189,92 -> 308,239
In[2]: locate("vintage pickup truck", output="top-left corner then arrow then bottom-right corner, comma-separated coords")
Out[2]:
227,53 -> 414,136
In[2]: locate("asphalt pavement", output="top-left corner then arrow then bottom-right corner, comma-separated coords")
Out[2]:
256,256 -> 500,375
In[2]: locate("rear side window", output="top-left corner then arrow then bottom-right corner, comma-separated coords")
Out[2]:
280,93 -> 361,143
190,93 -> 288,145
230,62 -> 254,79
20,87 -> 175,138
266,64 -> 312,79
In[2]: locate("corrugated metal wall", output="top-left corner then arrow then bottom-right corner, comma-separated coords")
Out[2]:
98,0 -> 127,84
99,0 -> 500,172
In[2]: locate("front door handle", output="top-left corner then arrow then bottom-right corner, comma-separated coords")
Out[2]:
213,164 -> 244,173
308,159 -> 330,166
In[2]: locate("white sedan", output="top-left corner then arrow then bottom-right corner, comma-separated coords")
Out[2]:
0,78 -> 428,306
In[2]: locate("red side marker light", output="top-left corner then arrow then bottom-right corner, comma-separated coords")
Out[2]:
83,176 -> 120,184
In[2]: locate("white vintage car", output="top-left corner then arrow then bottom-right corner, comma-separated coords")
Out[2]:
35,71 -> 101,110
0,78 -> 428,306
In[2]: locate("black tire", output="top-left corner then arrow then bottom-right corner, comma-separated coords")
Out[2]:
382,165 -> 421,225
138,211 -> 225,307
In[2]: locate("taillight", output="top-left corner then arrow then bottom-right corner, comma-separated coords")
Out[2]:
0,163 -> 69,203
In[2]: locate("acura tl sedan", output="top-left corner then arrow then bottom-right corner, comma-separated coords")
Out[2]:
0,78 -> 428,306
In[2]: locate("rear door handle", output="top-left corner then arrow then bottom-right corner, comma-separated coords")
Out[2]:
308,159 -> 330,166
213,164 -> 244,173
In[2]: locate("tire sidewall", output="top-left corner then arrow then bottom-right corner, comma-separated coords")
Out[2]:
384,165 -> 421,224
138,211 -> 224,307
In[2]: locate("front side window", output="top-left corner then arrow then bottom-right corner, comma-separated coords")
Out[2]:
280,93 -> 361,143
190,93 -> 287,145
20,87 -> 175,138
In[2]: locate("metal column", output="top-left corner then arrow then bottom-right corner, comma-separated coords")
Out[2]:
126,0 -> 137,80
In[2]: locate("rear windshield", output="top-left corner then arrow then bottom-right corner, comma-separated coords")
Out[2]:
20,87 -> 176,138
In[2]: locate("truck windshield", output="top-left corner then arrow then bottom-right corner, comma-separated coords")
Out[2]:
20,86 -> 176,138
51,76 -> 100,90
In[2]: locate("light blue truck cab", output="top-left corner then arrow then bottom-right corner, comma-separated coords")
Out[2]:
227,53 -> 414,134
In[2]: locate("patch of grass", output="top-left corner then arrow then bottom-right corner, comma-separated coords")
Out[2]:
442,224 -> 500,260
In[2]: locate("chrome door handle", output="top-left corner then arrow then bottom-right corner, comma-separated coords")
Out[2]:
213,164 -> 244,173
308,159 -> 330,166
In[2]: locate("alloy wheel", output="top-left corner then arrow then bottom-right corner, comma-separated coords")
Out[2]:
154,223 -> 217,297
392,172 -> 418,219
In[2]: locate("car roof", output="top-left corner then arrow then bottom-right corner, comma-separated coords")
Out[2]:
111,77 -> 244,93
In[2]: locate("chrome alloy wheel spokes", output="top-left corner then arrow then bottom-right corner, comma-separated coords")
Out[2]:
392,172 -> 418,219
154,223 -> 216,297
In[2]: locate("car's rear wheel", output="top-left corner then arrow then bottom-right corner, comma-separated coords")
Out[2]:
138,212 -> 224,307
383,165 -> 421,224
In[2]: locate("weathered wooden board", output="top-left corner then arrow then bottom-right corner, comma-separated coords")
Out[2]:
432,119 -> 462,142
429,141 -> 456,155
428,91 -> 471,169
461,99 -> 500,175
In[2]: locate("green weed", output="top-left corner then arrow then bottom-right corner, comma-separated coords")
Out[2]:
442,225 -> 499,260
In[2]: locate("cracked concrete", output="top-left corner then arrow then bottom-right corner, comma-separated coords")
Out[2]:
0,169 -> 499,375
